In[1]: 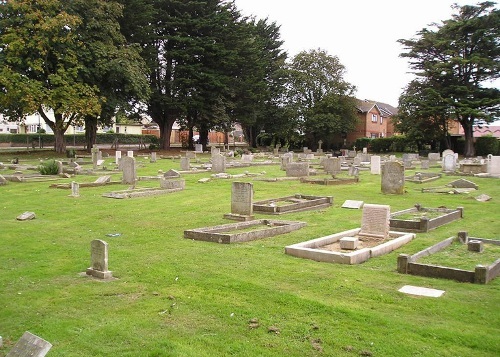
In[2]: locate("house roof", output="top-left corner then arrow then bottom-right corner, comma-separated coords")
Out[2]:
356,99 -> 398,117
473,125 -> 500,138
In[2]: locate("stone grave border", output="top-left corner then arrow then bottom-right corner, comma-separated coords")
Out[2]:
253,194 -> 333,215
398,233 -> 500,284
405,172 -> 442,184
390,205 -> 463,232
184,219 -> 306,244
299,176 -> 359,186
285,228 -> 415,264
102,187 -> 183,199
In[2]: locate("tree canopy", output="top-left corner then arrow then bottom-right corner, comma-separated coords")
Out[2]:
398,2 -> 500,156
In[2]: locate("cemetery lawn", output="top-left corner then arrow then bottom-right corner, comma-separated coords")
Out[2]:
0,150 -> 499,357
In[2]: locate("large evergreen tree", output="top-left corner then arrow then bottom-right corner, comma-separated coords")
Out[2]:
399,2 -> 500,157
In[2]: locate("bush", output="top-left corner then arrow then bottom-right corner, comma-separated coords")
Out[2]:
354,138 -> 371,150
475,135 -> 499,156
370,137 -> 393,153
66,149 -> 76,158
38,160 -> 59,175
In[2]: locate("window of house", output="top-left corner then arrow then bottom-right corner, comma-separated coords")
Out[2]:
380,116 -> 384,124
371,133 -> 378,138
371,114 -> 378,122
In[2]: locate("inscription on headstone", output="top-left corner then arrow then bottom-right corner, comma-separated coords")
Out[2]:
230,182 -> 253,216
359,204 -> 390,239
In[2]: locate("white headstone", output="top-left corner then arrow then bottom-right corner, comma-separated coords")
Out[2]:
443,154 -> 456,171
69,181 -> 80,197
127,150 -> 134,158
370,155 -> 381,174
488,156 -> 500,175
115,151 -> 122,165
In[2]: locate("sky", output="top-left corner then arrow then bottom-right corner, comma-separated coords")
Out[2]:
233,0 -> 497,107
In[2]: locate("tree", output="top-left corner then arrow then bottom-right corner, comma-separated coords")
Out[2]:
399,2 -> 500,157
284,49 -> 358,149
0,0 -> 102,153
395,79 -> 453,151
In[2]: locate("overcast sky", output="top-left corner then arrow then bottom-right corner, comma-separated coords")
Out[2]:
233,0 -> 496,107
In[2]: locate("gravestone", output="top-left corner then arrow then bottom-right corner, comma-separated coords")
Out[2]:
224,181 -> 254,221
241,154 -> 254,163
211,147 -> 220,156
57,161 -> 64,174
348,166 -> 359,176
353,157 -> 361,166
94,175 -> 111,184
362,147 -> 368,154
443,154 -> 456,171
317,140 -> 323,154
370,155 -> 381,174
0,174 -> 7,185
286,162 -> 309,177
381,161 -> 404,194
185,151 -> 196,159
420,160 -> 429,169
86,239 -> 113,279
150,152 -> 157,163
69,181 -> 80,197
160,177 -> 185,190
341,200 -> 364,209
121,156 -> 136,185
448,178 -> 478,189
280,155 -> 292,170
211,154 -> 226,173
6,331 -> 52,357
164,169 -> 181,178
442,149 -> 454,158
488,156 -> 500,175
195,144 -> 203,153
115,151 -> 122,165
359,203 -> 390,239
91,146 -> 99,169
180,157 -> 190,171
428,152 -> 440,161
126,150 -> 133,158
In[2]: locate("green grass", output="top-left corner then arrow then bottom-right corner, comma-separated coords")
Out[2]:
1,151 -> 499,357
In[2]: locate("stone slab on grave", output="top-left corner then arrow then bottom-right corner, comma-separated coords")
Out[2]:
398,285 -> 445,298
86,239 -> 113,279
0,174 -> 7,185
160,177 -> 185,190
341,200 -> 364,209
6,331 -> 52,357
164,169 -> 181,178
447,178 -> 478,189
16,211 -> 36,221
359,204 -> 390,240
224,182 -> 254,221
94,175 -> 111,184
405,172 -> 441,184
184,219 -> 306,244
102,186 -> 183,199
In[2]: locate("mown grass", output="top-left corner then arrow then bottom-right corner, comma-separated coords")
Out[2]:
0,151 -> 499,357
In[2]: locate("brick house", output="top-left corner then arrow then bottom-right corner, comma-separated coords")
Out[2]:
347,99 -> 397,142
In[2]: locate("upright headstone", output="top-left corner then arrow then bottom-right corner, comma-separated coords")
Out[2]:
443,154 -> 456,172
150,152 -> 157,163
121,156 -> 136,184
185,151 -> 196,159
211,154 -> 226,173
56,160 -> 64,175
370,155 -> 381,174
362,147 -> 368,154
211,147 -> 220,156
286,162 -> 309,177
69,181 -> 80,197
381,161 -> 405,194
91,146 -> 99,169
420,160 -> 429,169
6,331 -> 52,357
180,157 -> 190,171
488,156 -> 500,175
348,165 -> 359,176
86,239 -> 113,279
317,140 -> 323,154
280,155 -> 292,171
224,181 -> 254,221
160,177 -> 185,190
442,149 -> 454,158
428,152 -> 440,161
241,154 -> 254,163
359,204 -> 390,240
195,144 -> 203,153
115,151 -> 122,165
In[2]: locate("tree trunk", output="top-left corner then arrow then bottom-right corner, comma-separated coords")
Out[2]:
159,119 -> 174,150
54,128 -> 66,154
85,116 -> 98,153
462,122 -> 475,157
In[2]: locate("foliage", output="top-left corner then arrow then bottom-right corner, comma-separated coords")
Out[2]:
475,135 -> 499,156
369,137 -> 393,153
354,137 -> 371,150
284,49 -> 358,149
398,2 -> 500,157
38,160 -> 59,175
66,149 -> 76,158
0,151 -> 499,356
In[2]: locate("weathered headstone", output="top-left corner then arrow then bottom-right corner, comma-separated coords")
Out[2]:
115,151 -> 122,165
150,152 -> 157,163
428,152 -> 440,161
317,140 -> 323,154
211,147 -> 220,156
56,160 -> 64,174
348,166 -> 359,176
195,144 -> 203,153
180,157 -> 190,171
160,177 -> 185,190
69,181 -> 80,197
286,162 -> 309,177
6,331 -> 52,357
224,181 -> 254,221
241,154 -> 254,163
420,160 -> 429,169
443,154 -> 456,171
94,175 -> 111,184
16,212 -> 36,221
370,155 -> 381,174
281,154 -> 292,170
442,149 -> 454,158
121,156 -> 136,184
164,169 -> 181,178
211,154 -> 226,173
91,146 -> 99,169
86,239 -> 113,279
362,147 -> 368,154
359,203 -> 390,239
381,161 -> 405,194
488,156 -> 500,175
0,174 -> 7,185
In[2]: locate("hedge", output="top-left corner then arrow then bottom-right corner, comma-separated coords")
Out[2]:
475,135 -> 499,156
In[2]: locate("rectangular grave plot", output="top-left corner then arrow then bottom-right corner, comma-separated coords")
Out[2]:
253,195 -> 332,215
398,235 -> 500,284
184,219 -> 306,244
405,172 -> 442,184
300,177 -> 359,186
390,206 -> 463,232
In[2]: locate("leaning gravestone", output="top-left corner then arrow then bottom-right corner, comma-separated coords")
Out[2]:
121,156 -> 136,184
86,239 -> 113,279
6,331 -> 52,357
286,162 -> 309,177
359,203 -> 390,240
224,181 -> 254,221
211,154 -> 226,173
164,169 -> 181,178
381,161 -> 404,194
